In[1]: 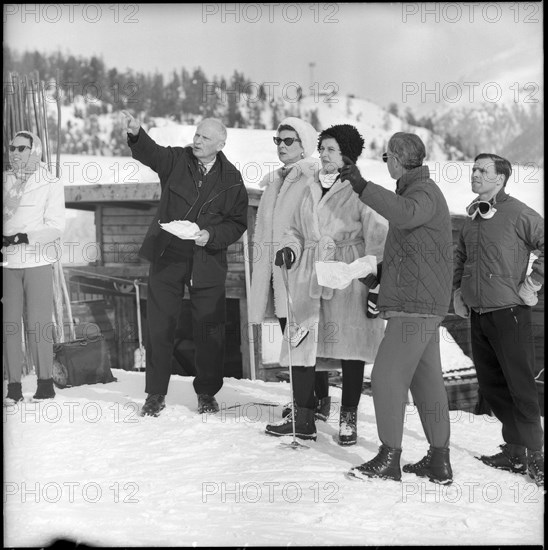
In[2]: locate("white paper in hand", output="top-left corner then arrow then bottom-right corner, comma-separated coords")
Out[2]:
315,255 -> 376,289
159,220 -> 200,240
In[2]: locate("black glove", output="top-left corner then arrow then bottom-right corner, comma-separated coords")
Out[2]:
3,233 -> 29,246
339,156 -> 368,194
360,262 -> 383,289
275,247 -> 296,269
366,286 -> 380,319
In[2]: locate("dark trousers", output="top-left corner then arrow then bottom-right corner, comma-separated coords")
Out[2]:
471,306 -> 543,451
145,257 -> 226,397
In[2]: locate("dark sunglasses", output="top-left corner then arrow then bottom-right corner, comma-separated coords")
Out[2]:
466,200 -> 497,220
273,137 -> 301,146
9,145 -> 31,153
382,152 -> 397,163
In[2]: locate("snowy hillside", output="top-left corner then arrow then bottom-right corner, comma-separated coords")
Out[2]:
3,371 -> 544,547
423,46 -> 543,166
59,122 -> 544,267
297,94 -> 450,161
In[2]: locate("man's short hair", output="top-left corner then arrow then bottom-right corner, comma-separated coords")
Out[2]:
199,118 -> 227,142
388,132 -> 426,169
474,153 -> 512,186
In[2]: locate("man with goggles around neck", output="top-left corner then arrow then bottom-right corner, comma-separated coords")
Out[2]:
454,153 -> 544,487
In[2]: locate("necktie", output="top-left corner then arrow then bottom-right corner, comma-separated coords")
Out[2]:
198,163 -> 206,187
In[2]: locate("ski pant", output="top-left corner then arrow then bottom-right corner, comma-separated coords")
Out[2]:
371,315 -> 450,450
145,256 -> 226,397
471,306 -> 543,451
3,265 -> 54,383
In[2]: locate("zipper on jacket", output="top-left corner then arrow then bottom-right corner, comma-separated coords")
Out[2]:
197,183 -> 242,218
182,161 -> 202,219
475,220 -> 481,302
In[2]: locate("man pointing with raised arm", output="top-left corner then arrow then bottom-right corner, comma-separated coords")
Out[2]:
340,132 -> 454,485
121,110 -> 248,416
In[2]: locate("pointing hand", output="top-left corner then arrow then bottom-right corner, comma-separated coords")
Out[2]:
121,110 -> 141,135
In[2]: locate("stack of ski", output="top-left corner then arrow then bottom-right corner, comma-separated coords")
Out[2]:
3,71 -> 74,371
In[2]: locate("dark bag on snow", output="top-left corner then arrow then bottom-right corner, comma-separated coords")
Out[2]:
52,335 -> 116,388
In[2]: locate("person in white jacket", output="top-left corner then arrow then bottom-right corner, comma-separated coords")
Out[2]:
249,117 -> 334,421
3,131 -> 65,402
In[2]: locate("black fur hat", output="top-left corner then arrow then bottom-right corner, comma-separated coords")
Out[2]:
318,124 -> 365,163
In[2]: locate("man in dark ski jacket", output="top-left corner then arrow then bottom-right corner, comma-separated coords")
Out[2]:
453,153 -> 544,487
339,132 -> 454,485
122,111 -> 248,416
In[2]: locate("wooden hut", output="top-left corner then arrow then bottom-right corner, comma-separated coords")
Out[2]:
64,185 -> 544,414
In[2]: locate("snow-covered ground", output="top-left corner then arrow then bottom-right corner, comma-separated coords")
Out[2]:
3,370 -> 544,547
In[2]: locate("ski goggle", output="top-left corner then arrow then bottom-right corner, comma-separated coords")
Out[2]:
273,137 -> 301,146
466,200 -> 497,220
9,145 -> 31,153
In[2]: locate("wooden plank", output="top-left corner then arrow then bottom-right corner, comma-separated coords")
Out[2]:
102,225 -> 150,236
101,206 -> 157,216
65,182 -> 161,205
102,252 -> 142,264
102,235 -> 144,244
102,215 -> 155,225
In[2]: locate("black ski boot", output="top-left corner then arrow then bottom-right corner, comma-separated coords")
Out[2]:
140,394 -> 166,417
348,444 -> 402,481
338,406 -> 357,446
265,405 -> 317,441
526,450 -> 544,486
197,394 -> 219,414
5,382 -> 23,404
33,378 -> 55,400
315,396 -> 332,421
478,444 -> 527,473
281,400 -> 295,419
282,397 -> 331,422
403,446 -> 453,485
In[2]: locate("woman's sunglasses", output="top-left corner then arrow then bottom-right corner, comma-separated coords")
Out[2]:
9,145 -> 31,153
273,137 -> 301,146
466,200 -> 497,220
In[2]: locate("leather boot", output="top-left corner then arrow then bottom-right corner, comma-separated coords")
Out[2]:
33,378 -> 55,400
478,444 -> 527,473
5,382 -> 23,403
403,446 -> 453,485
265,405 -> 317,441
348,444 -> 402,481
338,406 -> 357,446
315,396 -> 332,421
526,449 -> 544,487
282,397 -> 332,422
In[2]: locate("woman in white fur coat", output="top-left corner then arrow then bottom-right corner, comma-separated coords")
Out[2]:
265,125 -> 388,444
249,117 -> 332,419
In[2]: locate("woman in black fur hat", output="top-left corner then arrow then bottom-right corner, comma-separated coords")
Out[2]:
265,125 -> 388,445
